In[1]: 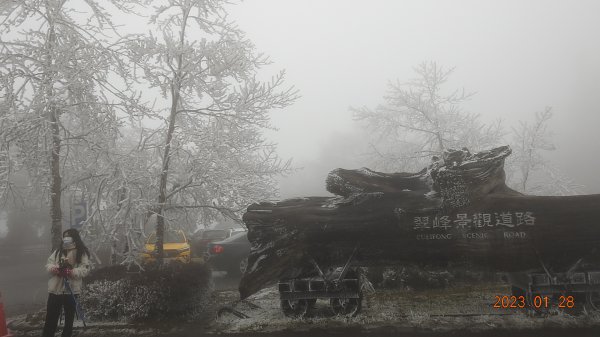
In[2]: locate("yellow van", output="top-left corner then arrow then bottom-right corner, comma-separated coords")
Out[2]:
140,230 -> 191,264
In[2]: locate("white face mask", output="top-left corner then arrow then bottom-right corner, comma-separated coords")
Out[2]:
63,237 -> 74,245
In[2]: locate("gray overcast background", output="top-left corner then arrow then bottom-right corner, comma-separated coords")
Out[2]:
225,0 -> 600,198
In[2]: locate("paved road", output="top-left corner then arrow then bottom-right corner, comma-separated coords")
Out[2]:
212,270 -> 241,291
0,246 -> 49,316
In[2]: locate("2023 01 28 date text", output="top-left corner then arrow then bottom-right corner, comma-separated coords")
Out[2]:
493,295 -> 575,309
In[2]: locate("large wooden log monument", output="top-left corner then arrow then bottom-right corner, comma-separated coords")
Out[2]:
239,146 -> 600,299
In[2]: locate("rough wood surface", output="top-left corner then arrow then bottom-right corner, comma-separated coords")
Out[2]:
239,146 -> 600,299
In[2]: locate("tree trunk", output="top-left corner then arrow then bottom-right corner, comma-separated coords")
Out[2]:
155,88 -> 179,264
44,6 -> 62,252
49,106 -> 62,252
154,7 -> 189,264
239,146 -> 600,299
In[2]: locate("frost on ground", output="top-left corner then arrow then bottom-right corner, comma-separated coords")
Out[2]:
9,283 -> 600,336
210,283 -> 600,334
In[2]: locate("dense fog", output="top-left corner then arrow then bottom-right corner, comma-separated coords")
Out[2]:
1,2 -> 600,332
228,0 -> 600,197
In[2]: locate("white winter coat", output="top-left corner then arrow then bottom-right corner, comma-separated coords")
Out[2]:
45,249 -> 91,295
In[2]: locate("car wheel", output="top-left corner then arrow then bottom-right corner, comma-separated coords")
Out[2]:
240,257 -> 248,274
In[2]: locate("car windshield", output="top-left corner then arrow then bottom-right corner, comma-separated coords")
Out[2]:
147,231 -> 186,244
222,231 -> 247,242
202,230 -> 227,240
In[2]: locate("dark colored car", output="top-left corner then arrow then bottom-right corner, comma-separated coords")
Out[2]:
190,228 -> 245,258
206,231 -> 251,276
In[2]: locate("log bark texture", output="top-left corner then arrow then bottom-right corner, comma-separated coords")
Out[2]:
239,146 -> 600,299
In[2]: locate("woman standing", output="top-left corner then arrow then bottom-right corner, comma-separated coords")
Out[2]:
42,229 -> 91,337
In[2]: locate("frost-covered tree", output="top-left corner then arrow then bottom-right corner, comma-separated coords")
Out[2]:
126,0 -> 298,263
0,1 -> 144,250
353,63 -> 581,196
510,107 -> 555,192
507,107 -> 582,195
352,62 -> 503,171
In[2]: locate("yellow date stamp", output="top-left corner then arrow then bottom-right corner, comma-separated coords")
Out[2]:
492,295 -> 575,309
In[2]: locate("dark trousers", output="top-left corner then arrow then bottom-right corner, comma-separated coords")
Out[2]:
41,293 -> 77,337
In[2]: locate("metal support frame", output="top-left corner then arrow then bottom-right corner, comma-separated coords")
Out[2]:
336,244 -> 360,283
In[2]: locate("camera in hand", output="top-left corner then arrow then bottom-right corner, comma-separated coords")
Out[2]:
59,257 -> 72,274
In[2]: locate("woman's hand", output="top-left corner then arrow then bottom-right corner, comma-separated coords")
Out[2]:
58,268 -> 73,278
50,266 -> 60,275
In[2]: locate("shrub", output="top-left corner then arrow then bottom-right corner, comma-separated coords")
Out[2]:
80,262 -> 212,321
84,265 -> 129,283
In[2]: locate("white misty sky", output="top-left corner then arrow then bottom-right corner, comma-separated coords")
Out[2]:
225,0 -> 600,197
13,0 -> 598,198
